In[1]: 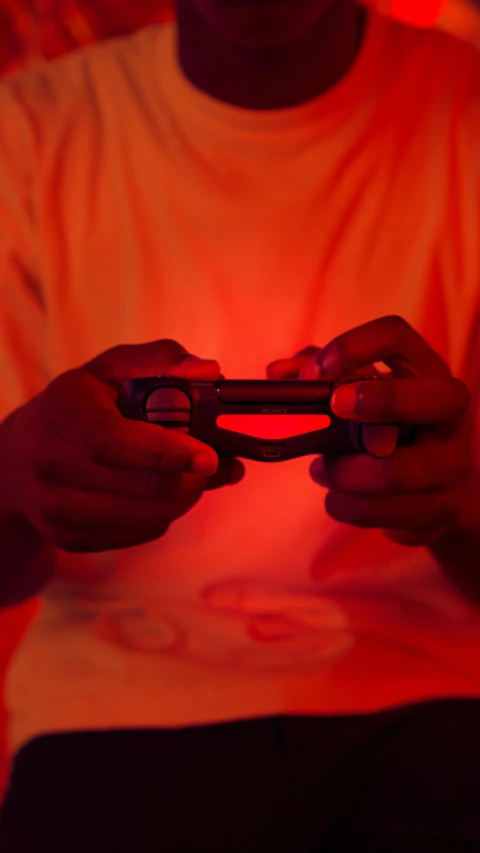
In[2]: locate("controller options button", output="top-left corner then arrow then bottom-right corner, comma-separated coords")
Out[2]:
145,388 -> 191,431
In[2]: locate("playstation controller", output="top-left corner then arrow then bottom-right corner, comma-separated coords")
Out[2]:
117,376 -> 416,462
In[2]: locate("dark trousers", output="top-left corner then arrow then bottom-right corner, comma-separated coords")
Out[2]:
1,698 -> 480,852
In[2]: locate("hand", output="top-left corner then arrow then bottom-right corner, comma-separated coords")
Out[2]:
267,317 -> 474,547
4,339 -> 244,554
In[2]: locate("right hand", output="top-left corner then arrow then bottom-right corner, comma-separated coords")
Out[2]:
4,339 -> 245,553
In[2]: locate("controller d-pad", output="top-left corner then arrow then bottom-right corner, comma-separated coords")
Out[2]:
145,388 -> 192,432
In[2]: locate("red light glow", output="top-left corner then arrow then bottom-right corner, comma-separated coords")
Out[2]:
216,414 -> 331,440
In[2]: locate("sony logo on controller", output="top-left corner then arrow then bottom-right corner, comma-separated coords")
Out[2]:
261,408 -> 289,414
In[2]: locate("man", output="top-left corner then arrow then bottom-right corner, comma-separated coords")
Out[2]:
0,1 -> 479,850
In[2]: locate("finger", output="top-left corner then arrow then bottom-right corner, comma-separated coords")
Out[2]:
330,377 -> 471,424
382,528 -> 450,547
36,436 -> 244,497
307,364 -> 386,381
39,483 -> 202,538
310,436 -> 472,495
46,371 -> 219,472
306,316 -> 452,380
35,448 -> 201,500
299,364 -> 386,381
50,521 -> 173,554
83,339 -> 221,391
267,347 -> 321,379
324,490 -> 459,531
268,351 -> 382,382
203,457 -> 246,490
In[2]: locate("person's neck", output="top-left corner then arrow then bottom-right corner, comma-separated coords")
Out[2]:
175,0 -> 367,111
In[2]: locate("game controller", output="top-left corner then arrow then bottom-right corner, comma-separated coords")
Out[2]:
117,376 -> 416,462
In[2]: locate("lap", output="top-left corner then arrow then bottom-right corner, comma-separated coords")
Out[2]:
0,720 -> 296,853
314,698 -> 480,851
1,698 -> 480,852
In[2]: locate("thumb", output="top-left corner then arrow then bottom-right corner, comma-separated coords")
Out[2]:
82,339 -> 221,390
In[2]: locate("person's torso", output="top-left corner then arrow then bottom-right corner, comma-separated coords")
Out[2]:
4,13 -> 480,755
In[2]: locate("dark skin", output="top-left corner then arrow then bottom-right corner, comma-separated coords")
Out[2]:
268,318 -> 474,550
174,0 -> 367,110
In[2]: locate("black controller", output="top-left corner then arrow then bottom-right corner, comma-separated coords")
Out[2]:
117,376 -> 416,462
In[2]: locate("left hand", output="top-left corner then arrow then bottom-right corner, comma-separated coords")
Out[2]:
266,316 -> 474,547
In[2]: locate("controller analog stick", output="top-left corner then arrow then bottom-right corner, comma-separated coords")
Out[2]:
145,388 -> 192,434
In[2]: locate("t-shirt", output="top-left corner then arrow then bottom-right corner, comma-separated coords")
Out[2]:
1,10 -> 480,761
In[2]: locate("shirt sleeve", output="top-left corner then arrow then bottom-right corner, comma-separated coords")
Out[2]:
456,39 -> 480,471
0,76 -> 49,426
464,317 -> 480,472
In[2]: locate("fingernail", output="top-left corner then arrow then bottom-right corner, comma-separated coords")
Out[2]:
318,347 -> 340,377
228,466 -> 245,485
299,358 -> 323,380
310,457 -> 328,485
331,386 -> 358,416
362,425 -> 399,458
193,453 -> 218,475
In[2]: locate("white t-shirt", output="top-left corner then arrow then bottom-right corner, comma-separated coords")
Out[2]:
0,10 -> 479,760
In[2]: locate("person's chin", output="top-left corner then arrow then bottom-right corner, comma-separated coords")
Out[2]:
205,2 -> 330,48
